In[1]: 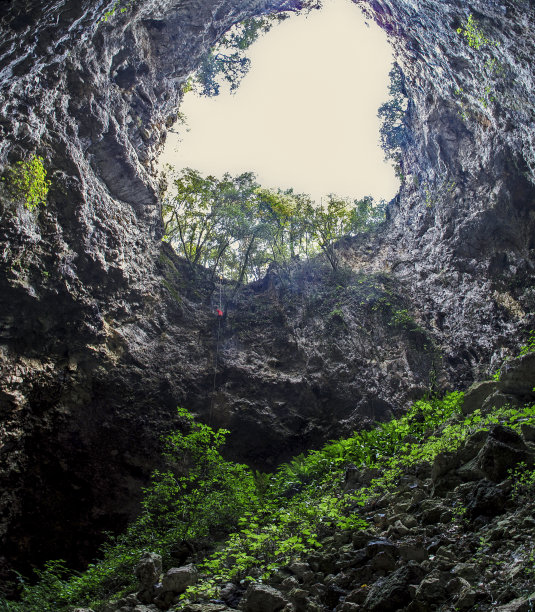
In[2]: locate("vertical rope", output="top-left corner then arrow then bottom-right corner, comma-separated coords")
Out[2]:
209,276 -> 223,426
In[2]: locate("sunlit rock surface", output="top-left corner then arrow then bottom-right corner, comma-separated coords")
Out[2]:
0,0 -> 534,584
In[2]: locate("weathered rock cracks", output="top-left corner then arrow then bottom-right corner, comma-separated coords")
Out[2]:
1,0 -> 535,587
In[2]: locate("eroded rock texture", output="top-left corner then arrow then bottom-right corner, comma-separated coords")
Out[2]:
0,0 -> 534,582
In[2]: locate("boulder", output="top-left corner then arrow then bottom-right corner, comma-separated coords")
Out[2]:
481,392 -> 517,412
521,423 -> 535,443
366,539 -> 398,558
463,479 -> 509,518
239,584 -> 290,612
499,353 -> 535,399
476,425 -> 534,482
371,551 -> 397,571
494,593 -> 535,612
450,562 -> 480,583
321,584 -> 347,609
462,381 -> 499,415
415,573 -> 448,602
181,605 -> 234,612
456,586 -> 481,610
161,564 -> 198,594
363,564 -> 424,611
135,552 -> 162,590
398,543 -> 428,562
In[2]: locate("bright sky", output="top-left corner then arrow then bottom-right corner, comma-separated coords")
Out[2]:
159,0 -> 399,203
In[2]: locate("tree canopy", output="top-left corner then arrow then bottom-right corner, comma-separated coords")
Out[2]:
377,63 -> 409,169
161,166 -> 386,282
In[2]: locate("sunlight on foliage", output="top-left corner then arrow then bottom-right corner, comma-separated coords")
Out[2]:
2,155 -> 50,211
456,14 -> 496,50
377,63 -> 409,175
161,166 -> 385,280
11,392 -> 535,610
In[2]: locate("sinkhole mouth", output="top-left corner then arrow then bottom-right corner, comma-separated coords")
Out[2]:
157,0 -> 407,283
160,0 -> 401,203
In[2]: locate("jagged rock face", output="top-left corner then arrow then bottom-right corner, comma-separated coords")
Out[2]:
355,0 -> 535,382
0,0 -> 534,585
0,0 -> 306,582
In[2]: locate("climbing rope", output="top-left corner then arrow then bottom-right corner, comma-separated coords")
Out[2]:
209,276 -> 223,425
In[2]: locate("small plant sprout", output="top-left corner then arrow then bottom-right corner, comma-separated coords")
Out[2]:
456,14 -> 497,50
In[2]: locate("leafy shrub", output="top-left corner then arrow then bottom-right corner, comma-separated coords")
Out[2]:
519,330 -> 535,357
456,14 -> 494,50
510,462 -> 535,501
10,409 -> 257,611
2,155 -> 50,210
11,393 -> 535,609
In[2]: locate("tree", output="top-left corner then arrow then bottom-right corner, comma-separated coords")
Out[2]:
194,16 -> 284,97
162,167 -> 386,280
162,167 -> 260,279
135,408 -> 257,552
306,197 -> 355,271
377,63 -> 409,167
254,187 -> 316,266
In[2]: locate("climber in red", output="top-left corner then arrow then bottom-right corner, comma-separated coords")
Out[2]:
216,308 -> 223,317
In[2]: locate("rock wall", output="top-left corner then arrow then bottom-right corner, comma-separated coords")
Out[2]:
0,0 -> 534,584
354,0 -> 535,384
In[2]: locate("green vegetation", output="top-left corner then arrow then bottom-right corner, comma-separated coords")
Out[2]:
161,166 -> 385,280
377,63 -> 409,175
192,2 -> 316,97
194,17 -> 279,97
519,330 -> 535,357
13,388 -> 535,611
101,0 -> 134,22
9,333 -> 535,610
1,155 -> 50,211
511,462 -> 535,502
453,14 -> 503,121
456,14 -> 496,50
9,409 -> 257,611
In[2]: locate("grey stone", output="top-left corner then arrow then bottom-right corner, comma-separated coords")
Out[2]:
415,574 -> 448,602
450,563 -> 480,583
500,353 -> 535,398
181,604 -> 234,612
371,551 -> 397,571
240,584 -> 289,612
494,594 -> 535,612
364,564 -> 424,611
462,381 -> 499,415
287,562 -> 311,579
161,564 -> 198,594
366,539 -> 398,558
481,392 -> 516,412
135,553 -> 162,589
456,586 -> 480,610
476,425 -> 534,482
521,423 -> 535,443
398,543 -> 428,562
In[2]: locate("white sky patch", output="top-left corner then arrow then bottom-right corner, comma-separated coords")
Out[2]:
159,0 -> 399,203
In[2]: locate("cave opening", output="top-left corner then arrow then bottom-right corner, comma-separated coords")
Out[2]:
160,0 -> 400,204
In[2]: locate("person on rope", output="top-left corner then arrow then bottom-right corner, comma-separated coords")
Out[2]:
216,308 -> 223,317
